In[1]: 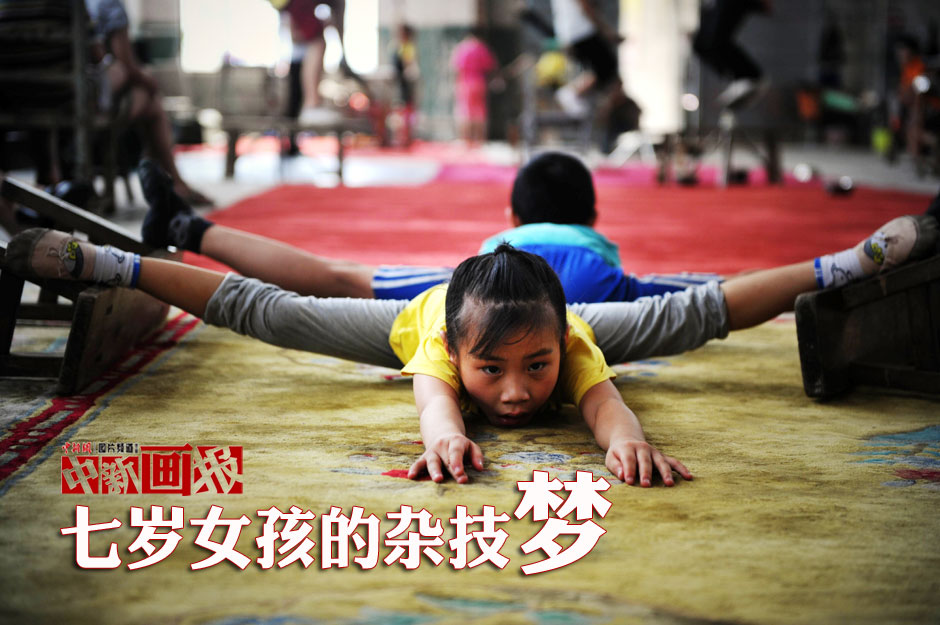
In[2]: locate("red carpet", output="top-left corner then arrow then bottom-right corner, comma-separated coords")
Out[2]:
190,182 -> 931,276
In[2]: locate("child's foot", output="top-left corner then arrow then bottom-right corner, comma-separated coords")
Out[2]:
5,228 -> 96,281
139,159 -> 194,248
6,228 -> 140,287
855,214 -> 939,274
815,214 -> 938,289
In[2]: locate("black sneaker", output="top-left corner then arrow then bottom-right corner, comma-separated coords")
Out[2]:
139,159 -> 194,248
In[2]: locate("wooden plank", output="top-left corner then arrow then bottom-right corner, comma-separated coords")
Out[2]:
0,177 -> 152,254
795,257 -> 940,399
57,284 -> 170,394
841,255 -> 940,308
2,235 -> 178,392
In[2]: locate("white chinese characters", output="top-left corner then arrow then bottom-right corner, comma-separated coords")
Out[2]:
60,471 -> 610,573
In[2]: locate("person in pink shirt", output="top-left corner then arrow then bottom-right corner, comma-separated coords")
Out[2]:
452,28 -> 497,144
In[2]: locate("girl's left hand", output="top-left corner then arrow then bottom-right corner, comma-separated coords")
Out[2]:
407,434 -> 485,484
606,440 -> 692,487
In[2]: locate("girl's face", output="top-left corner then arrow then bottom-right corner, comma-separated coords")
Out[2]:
450,325 -> 563,427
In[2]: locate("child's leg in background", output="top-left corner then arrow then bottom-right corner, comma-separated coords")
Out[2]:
199,225 -> 376,298
200,224 -> 452,300
139,158 -> 451,301
624,272 -> 722,300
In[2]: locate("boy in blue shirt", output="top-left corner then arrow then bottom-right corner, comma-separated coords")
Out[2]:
477,152 -> 717,302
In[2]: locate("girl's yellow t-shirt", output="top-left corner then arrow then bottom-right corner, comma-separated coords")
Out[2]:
388,285 -> 615,407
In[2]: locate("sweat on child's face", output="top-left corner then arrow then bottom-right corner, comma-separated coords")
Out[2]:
452,325 -> 562,428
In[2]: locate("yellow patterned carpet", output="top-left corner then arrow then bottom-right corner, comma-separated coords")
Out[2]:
1,313 -> 938,625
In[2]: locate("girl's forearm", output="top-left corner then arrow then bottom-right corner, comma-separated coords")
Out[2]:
412,375 -> 466,449
418,395 -> 466,448
591,399 -> 646,451
579,381 -> 647,450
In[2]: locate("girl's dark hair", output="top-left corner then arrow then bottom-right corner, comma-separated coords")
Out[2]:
510,151 -> 596,225
445,244 -> 567,357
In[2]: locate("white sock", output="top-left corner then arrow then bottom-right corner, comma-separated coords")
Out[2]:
90,245 -> 141,288
813,248 -> 864,289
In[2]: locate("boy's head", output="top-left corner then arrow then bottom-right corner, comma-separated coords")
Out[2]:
510,151 -> 596,226
444,245 -> 568,427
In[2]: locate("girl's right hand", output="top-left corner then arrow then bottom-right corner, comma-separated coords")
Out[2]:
407,434 -> 485,484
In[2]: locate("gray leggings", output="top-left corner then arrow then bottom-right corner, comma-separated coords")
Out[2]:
205,273 -> 730,369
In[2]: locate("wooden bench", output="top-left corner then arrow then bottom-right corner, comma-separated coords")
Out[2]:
795,254 -> 940,399
715,109 -> 782,187
221,114 -> 372,184
0,177 -> 175,394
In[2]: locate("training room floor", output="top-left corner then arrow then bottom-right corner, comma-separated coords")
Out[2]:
1,139 -> 938,625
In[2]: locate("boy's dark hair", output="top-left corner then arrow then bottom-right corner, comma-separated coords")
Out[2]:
445,244 -> 567,357
510,152 -> 596,225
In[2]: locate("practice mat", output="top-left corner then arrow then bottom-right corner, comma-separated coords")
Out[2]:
1,182 -> 938,624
